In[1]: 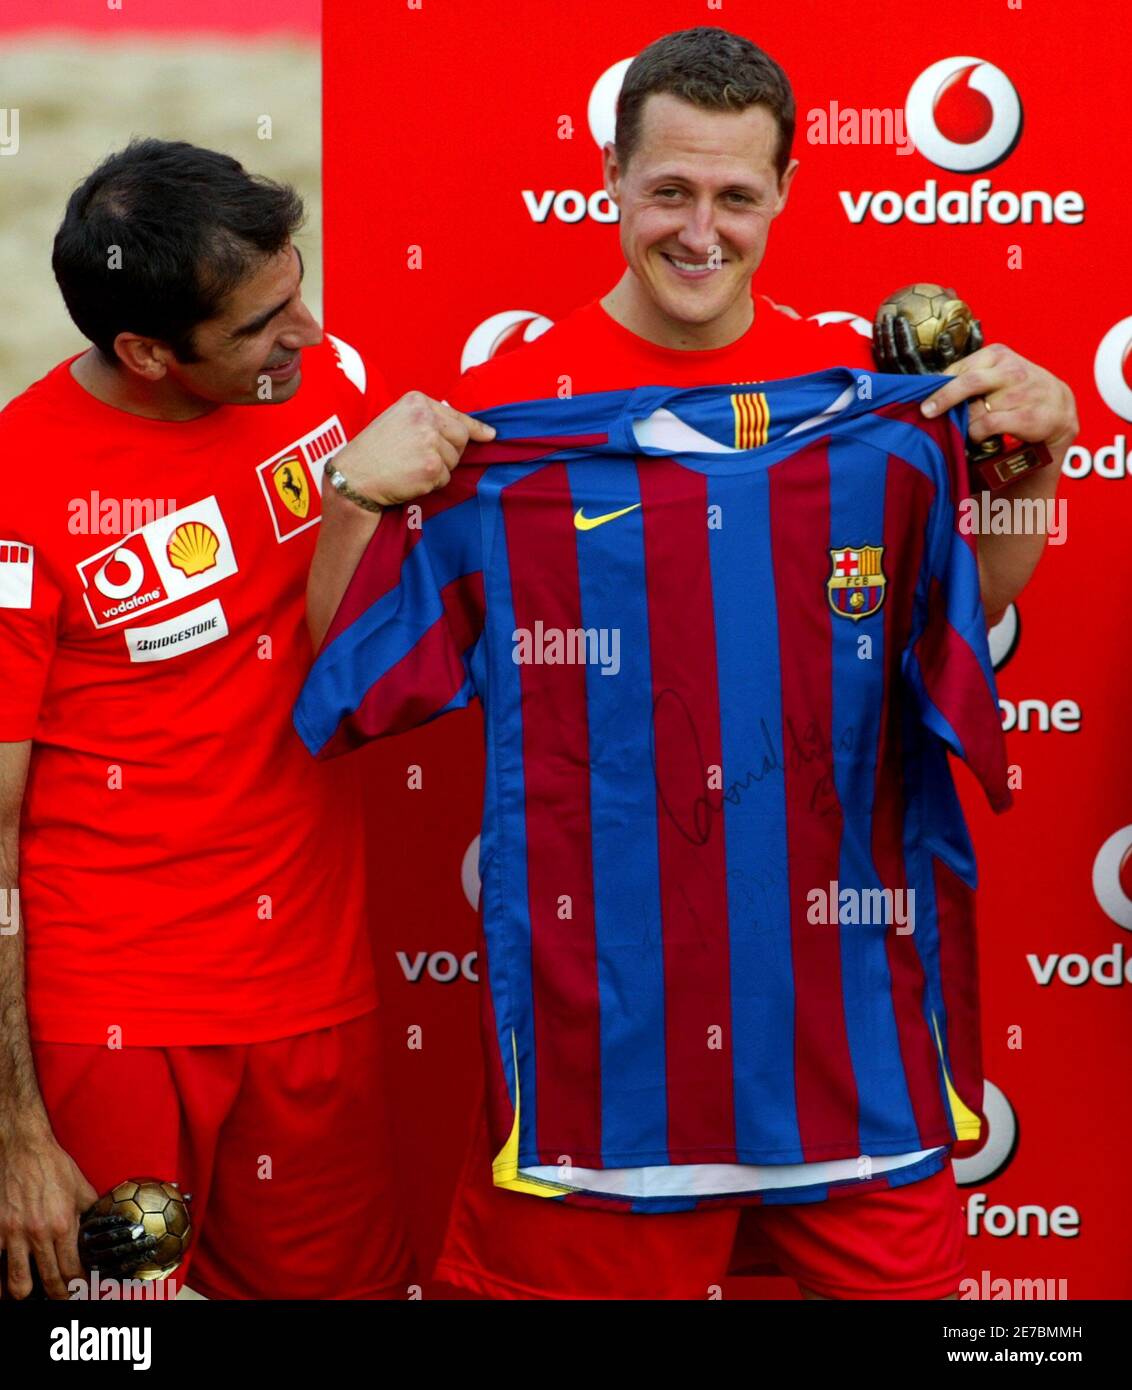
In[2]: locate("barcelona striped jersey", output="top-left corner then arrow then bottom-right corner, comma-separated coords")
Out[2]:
294,367 -> 1012,1212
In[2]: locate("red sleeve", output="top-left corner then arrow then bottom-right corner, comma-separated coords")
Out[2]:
324,332 -> 392,432
815,319 -> 876,371
845,326 -> 879,370
0,537 -> 61,741
442,369 -> 481,414
362,361 -> 392,420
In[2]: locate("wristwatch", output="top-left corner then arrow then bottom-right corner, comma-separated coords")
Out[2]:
323,459 -> 384,514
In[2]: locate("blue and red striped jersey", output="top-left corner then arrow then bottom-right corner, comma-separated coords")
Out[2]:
295,367 -> 1012,1212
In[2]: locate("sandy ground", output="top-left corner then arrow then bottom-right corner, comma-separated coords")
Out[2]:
0,38 -> 321,408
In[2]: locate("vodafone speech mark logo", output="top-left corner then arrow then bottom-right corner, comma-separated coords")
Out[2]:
1024,826 -> 1132,990
951,1079 -> 1017,1187
521,57 -> 631,226
386,835 -> 483,987
953,1083 -> 1079,1239
1018,826 -> 1132,990
1094,316 -> 1132,423
905,57 -> 1021,173
587,56 -> 633,149
990,604 -> 1084,738
460,310 -> 553,374
841,57 -> 1082,226
987,604 -> 1020,671
461,834 -> 481,911
1093,825 -> 1132,930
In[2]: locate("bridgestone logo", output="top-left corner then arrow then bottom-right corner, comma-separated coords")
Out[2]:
134,616 -> 218,653
124,598 -> 228,664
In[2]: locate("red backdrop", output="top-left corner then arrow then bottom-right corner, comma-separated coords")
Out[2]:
0,0 -> 318,37
323,0 -> 1132,1298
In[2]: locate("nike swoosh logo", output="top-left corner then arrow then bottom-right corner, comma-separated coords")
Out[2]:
573,503 -> 641,532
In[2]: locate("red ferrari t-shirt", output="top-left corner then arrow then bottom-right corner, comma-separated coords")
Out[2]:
447,292 -> 876,409
0,334 -> 384,1045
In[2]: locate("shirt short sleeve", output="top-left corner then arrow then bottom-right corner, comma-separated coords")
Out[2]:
293,476 -> 485,758
902,405 -> 1013,813
324,332 -> 392,432
442,369 -> 479,414
0,538 -> 61,741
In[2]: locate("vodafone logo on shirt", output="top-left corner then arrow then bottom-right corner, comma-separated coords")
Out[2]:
76,496 -> 237,629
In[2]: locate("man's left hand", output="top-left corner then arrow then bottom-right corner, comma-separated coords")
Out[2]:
919,342 -> 1078,457
917,343 -> 1078,626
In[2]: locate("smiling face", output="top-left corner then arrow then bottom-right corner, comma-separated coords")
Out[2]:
603,93 -> 798,344
157,242 -> 323,406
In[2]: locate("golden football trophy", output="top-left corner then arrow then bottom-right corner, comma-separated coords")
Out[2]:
2,1176 -> 192,1299
81,1177 -> 193,1280
873,283 -> 1051,490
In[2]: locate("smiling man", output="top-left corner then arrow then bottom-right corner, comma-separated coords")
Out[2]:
602,78 -> 797,348
302,28 -> 1077,1301
0,139 -> 490,1301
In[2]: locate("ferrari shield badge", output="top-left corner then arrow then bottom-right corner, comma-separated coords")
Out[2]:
828,545 -> 886,621
272,454 -> 310,519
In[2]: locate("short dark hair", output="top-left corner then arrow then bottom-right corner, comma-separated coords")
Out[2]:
615,27 -> 795,181
52,139 -> 305,363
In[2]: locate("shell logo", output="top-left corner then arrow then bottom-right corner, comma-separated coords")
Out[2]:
166,521 -> 220,577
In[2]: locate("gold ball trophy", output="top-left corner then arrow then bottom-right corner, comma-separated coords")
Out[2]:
873,283 -> 1052,490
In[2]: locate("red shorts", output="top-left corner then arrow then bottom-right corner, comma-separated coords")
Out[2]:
435,1112 -> 965,1300
33,1010 -> 412,1300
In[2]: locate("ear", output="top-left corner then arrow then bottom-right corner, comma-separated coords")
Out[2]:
772,159 -> 800,217
113,333 -> 171,382
601,141 -> 623,204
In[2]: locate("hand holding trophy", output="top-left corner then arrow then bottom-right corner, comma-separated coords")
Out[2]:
2,1176 -> 192,1299
873,283 -> 1052,490
79,1178 -> 192,1285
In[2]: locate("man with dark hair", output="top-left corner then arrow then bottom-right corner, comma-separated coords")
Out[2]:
53,139 -> 308,379
0,139 -> 490,1300
306,27 -> 1075,1301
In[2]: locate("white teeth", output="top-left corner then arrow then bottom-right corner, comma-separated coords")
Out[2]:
667,256 -> 714,271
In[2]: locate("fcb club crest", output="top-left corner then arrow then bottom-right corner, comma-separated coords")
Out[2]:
828,544 -> 886,621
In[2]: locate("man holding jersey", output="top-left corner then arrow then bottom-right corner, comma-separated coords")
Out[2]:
0,139 -> 489,1300
306,27 -> 1075,1300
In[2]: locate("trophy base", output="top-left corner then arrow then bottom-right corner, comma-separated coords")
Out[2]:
971,436 -> 1053,491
